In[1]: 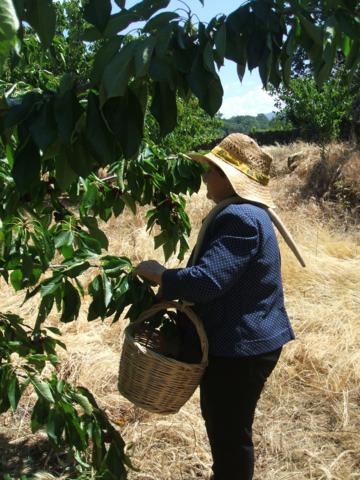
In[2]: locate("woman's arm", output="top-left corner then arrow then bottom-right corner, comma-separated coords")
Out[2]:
135,208 -> 259,303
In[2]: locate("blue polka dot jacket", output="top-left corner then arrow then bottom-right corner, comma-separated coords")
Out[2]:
161,203 -> 295,357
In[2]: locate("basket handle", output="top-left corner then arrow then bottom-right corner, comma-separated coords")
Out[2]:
130,301 -> 208,364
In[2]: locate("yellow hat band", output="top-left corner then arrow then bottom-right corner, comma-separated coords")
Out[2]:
211,146 -> 270,186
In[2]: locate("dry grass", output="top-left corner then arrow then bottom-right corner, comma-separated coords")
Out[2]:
1,142 -> 360,479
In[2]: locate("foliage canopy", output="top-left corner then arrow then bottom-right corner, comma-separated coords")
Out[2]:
0,0 -> 359,477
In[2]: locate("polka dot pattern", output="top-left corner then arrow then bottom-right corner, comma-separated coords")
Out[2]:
162,203 -> 295,357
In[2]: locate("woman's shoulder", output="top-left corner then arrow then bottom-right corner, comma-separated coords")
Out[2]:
219,202 -> 268,221
214,202 -> 274,234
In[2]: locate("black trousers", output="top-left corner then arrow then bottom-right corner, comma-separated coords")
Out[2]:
200,348 -> 282,480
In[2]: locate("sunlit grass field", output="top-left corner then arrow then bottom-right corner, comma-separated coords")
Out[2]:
1,142 -> 359,479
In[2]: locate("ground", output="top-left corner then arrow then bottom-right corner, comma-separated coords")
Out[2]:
1,141 -> 360,479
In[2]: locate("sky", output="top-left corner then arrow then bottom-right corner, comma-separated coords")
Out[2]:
111,0 -> 276,118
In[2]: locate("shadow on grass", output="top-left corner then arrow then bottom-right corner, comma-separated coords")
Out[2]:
0,432 -> 70,479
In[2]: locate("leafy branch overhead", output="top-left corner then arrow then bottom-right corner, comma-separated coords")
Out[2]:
0,0 -> 360,478
0,0 -> 359,189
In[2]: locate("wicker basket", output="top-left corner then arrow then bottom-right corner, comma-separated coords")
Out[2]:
118,301 -> 208,414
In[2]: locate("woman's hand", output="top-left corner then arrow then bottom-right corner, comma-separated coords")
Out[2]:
134,260 -> 166,286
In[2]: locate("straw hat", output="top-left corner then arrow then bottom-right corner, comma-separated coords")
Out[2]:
188,133 -> 275,208
187,133 -> 306,267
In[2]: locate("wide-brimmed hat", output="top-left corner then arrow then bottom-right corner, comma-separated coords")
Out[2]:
188,133 -> 275,208
187,133 -> 306,267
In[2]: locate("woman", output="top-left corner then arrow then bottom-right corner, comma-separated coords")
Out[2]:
135,133 -> 305,480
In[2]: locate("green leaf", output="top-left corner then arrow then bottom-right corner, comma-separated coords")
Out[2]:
225,6 -> 249,64
237,62 -> 245,82
315,39 -> 336,86
95,224 -> 111,249
258,42 -> 273,86
203,42 -> 216,75
149,54 -> 174,83
83,0 -> 111,33
4,92 -> 42,129
101,255 -> 132,277
154,231 -> 167,249
40,276 -> 62,297
214,22 -> 226,67
114,275 -> 130,298
81,183 -> 98,210
87,275 -> 106,320
55,230 -> 75,249
121,192 -> 137,214
60,244 -> 74,260
0,0 -> 19,41
31,396 -> 50,432
55,149 -> 78,191
106,443 -> 127,477
31,222 -> 55,266
85,92 -> 115,166
68,136 -> 96,178
12,139 -> 41,194
144,12 -> 179,32
30,375 -> 55,403
187,51 -> 223,116
83,222 -> 109,250
135,37 -> 156,77
81,25 -> 103,41
78,231 -> 102,254
163,238 -> 176,261
104,12 -> 138,37
8,375 -> 21,411
247,30 -> 266,71
0,0 -> 20,70
56,380 -> 65,394
54,82 -> 83,144
299,14 -> 323,47
61,261 -> 90,278
342,35 -> 351,57
104,0 -> 170,37
35,297 -> 54,332
5,143 -> 15,168
335,11 -> 360,40
129,0 -> 170,20
61,280 -> 81,323
46,326 -> 61,335
150,82 -> 177,136
102,89 -> 144,158
23,0 -> 56,48
100,43 -> 136,103
91,36 -> 122,85
27,100 -> 57,151
154,23 -> 174,57
63,407 -> 87,450
102,273 -> 112,308
27,353 -> 48,364
345,39 -> 360,70
10,269 -> 23,291
46,408 -> 64,445
72,392 -> 93,415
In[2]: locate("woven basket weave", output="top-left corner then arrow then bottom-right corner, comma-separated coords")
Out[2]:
118,301 -> 208,414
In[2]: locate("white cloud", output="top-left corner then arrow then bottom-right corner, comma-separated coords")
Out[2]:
220,86 -> 276,118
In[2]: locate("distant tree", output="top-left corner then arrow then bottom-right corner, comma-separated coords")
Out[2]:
273,75 -> 353,144
223,114 -> 270,134
2,0 -> 95,89
146,96 -> 224,153
267,114 -> 292,131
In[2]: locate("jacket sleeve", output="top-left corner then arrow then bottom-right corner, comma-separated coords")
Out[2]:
161,207 -> 259,303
